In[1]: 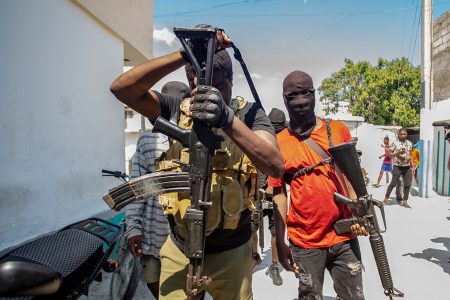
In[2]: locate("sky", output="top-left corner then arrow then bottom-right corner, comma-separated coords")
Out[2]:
152,0 -> 450,115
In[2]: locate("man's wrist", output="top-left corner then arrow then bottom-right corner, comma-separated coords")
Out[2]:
221,108 -> 235,129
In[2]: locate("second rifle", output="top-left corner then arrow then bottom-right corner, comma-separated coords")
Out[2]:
329,141 -> 404,300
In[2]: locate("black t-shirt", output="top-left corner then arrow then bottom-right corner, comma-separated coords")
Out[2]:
154,91 -> 274,252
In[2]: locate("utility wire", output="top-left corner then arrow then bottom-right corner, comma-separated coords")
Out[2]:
410,13 -> 421,63
155,1 -> 450,18
400,0 -> 413,58
408,0 -> 420,61
156,5 -> 417,18
248,16 -> 353,64
155,0 -> 269,17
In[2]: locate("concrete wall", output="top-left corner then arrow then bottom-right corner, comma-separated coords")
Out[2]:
125,132 -> 140,174
433,10 -> 450,102
0,0 -> 125,250
76,0 -> 153,65
419,9 -> 450,197
420,99 -> 450,197
353,123 -> 399,185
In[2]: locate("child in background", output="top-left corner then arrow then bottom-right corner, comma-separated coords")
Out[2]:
372,136 -> 392,188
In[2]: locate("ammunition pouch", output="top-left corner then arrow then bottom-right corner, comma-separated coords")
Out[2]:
156,98 -> 259,238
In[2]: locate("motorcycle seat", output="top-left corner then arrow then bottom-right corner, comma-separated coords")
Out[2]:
0,228 -> 103,299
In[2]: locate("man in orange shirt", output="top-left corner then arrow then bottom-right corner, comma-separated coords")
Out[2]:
269,70 -> 367,300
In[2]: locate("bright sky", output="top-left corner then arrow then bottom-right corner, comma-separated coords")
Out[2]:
152,0 -> 450,114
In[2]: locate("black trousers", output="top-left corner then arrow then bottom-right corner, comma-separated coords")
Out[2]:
290,239 -> 364,300
385,165 -> 412,200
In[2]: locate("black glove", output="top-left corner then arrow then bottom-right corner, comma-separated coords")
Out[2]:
191,86 -> 234,128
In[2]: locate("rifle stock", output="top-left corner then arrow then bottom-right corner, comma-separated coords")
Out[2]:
328,141 -> 367,198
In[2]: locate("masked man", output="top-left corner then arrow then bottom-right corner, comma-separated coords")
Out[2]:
269,70 -> 367,300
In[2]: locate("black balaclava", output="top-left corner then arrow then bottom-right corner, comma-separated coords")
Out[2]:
161,81 -> 191,99
268,108 -> 287,134
282,70 -> 316,139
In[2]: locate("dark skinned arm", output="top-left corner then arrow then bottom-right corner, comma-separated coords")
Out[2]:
110,51 -> 185,121
272,185 -> 298,273
110,50 -> 284,178
223,121 -> 283,178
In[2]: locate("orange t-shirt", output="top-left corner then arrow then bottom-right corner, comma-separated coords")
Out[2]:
268,119 -> 353,248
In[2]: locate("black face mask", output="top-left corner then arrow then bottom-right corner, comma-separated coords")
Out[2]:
282,70 -> 316,138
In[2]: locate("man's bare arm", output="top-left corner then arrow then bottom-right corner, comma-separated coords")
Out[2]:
223,119 -> 284,178
272,185 -> 297,272
110,51 -> 186,122
273,186 -> 288,238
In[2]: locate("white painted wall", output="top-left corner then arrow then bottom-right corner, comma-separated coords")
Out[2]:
125,132 -> 140,174
353,123 -> 399,185
420,99 -> 450,197
0,1 -> 125,250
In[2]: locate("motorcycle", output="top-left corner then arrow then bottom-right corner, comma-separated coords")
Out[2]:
0,170 -> 139,300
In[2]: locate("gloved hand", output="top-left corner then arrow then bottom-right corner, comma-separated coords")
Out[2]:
191,85 -> 234,128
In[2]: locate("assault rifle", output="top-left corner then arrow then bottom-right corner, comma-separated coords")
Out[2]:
256,188 -> 273,251
153,27 -> 217,298
328,142 -> 404,300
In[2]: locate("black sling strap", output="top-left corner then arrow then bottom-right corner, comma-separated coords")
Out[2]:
284,119 -> 349,194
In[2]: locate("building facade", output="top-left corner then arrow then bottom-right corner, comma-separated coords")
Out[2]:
420,9 -> 450,197
0,0 -> 153,250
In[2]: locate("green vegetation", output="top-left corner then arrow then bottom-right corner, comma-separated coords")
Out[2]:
319,58 -> 421,126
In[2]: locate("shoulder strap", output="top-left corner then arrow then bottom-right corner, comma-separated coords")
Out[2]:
284,121 -> 349,194
303,138 -> 330,161
305,136 -> 349,195
325,118 -> 333,147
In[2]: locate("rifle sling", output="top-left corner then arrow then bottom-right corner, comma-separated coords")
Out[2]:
285,119 -> 349,195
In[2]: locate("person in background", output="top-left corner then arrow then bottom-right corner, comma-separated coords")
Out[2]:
411,143 -> 420,184
125,81 -> 190,299
446,131 -> 450,172
372,136 -> 393,188
251,107 -> 287,286
383,128 -> 414,208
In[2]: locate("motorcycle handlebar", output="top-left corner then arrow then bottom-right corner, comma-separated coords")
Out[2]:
101,169 -> 128,180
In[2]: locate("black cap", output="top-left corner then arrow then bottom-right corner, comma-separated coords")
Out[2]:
268,108 -> 287,134
161,81 -> 190,99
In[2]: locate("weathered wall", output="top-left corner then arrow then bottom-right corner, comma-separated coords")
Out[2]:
433,10 -> 450,102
